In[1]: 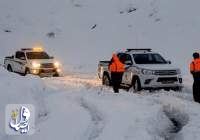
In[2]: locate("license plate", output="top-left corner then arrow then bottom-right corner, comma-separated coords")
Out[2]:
162,81 -> 175,84
44,69 -> 53,73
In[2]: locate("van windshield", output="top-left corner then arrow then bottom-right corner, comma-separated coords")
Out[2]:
133,53 -> 167,64
26,52 -> 50,59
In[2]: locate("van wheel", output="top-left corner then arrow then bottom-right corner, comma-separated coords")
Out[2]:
131,77 -> 141,92
7,65 -> 13,72
102,74 -> 111,86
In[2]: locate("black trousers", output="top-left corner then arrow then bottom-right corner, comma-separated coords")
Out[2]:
111,72 -> 123,93
192,72 -> 200,103
193,82 -> 200,103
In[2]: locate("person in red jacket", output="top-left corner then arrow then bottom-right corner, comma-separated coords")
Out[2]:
109,53 -> 125,93
190,52 -> 200,103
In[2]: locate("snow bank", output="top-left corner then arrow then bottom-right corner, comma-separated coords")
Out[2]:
0,67 -> 48,139
1,68 -> 200,140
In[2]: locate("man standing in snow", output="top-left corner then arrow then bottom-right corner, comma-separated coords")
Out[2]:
190,52 -> 200,103
109,53 -> 125,93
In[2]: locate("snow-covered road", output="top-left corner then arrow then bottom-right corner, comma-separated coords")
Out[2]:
1,69 -> 200,140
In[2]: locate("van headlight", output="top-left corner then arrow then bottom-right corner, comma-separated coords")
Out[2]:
141,69 -> 155,75
54,61 -> 60,68
32,62 -> 41,68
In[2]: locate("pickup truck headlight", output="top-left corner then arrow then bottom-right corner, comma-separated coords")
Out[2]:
32,62 -> 41,68
54,61 -> 60,68
141,69 -> 155,75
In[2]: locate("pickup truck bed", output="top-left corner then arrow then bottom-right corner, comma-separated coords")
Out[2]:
99,61 -> 110,66
5,56 -> 14,59
98,61 -> 110,79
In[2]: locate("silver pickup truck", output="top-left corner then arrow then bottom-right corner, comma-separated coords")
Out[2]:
98,49 -> 183,92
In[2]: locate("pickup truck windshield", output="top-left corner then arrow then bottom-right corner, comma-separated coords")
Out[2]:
133,53 -> 167,64
26,52 -> 50,59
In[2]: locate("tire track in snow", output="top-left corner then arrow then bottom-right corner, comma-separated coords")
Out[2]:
162,105 -> 189,140
45,74 -> 194,140
44,74 -> 102,90
150,96 -> 190,140
78,97 -> 105,140
44,74 -> 108,140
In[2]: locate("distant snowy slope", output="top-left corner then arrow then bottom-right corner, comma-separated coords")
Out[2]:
0,0 -> 200,74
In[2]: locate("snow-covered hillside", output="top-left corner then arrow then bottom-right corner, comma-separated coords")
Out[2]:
0,0 -> 200,74
0,0 -> 200,139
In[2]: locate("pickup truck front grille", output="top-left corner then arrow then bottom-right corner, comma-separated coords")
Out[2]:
157,77 -> 178,83
41,63 -> 54,68
155,70 -> 177,75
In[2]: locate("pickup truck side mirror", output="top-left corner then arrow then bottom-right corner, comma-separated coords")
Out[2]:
166,60 -> 171,64
20,56 -> 26,60
124,60 -> 132,65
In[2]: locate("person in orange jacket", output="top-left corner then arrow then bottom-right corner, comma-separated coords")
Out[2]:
190,52 -> 200,103
109,53 -> 125,93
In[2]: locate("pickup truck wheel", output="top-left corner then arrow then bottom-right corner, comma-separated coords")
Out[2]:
102,74 -> 111,86
131,77 -> 141,92
24,68 -> 30,76
7,65 -> 13,72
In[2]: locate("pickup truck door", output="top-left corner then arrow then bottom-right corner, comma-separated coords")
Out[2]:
14,51 -> 26,73
117,53 -> 133,85
123,66 -> 133,85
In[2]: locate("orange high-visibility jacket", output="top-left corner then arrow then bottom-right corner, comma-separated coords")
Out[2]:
109,54 -> 125,72
190,58 -> 200,72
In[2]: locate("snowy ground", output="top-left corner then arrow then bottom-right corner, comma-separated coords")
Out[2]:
0,66 -> 200,140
